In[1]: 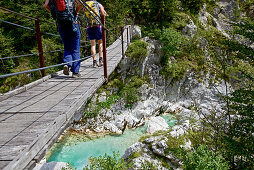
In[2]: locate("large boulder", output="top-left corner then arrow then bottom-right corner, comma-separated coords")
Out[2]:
146,116 -> 169,134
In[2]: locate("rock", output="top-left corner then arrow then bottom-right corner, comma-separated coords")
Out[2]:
97,92 -> 107,103
123,142 -> 145,160
132,25 -> 142,38
147,116 -> 169,134
33,158 -> 68,170
104,121 -> 122,134
151,139 -> 168,156
182,19 -> 197,38
93,125 -> 104,133
199,4 -> 209,27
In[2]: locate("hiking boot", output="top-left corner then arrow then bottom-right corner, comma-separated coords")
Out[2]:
93,60 -> 98,68
63,65 -> 70,75
98,57 -> 103,67
72,72 -> 81,78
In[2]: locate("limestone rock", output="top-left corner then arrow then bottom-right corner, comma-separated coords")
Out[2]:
33,159 -> 68,170
147,116 -> 169,134
132,25 -> 142,38
123,142 -> 145,160
182,19 -> 197,38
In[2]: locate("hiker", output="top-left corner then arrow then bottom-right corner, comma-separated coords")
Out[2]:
84,0 -> 107,68
44,0 -> 83,78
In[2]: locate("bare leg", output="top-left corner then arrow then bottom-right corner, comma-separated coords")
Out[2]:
98,39 -> 103,58
90,40 -> 96,60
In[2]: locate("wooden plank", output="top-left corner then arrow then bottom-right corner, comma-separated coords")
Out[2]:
3,114 -> 66,170
0,145 -> 26,161
0,161 -> 10,170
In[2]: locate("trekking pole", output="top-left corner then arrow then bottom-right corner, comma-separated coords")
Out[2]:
35,17 -> 46,77
101,15 -> 108,82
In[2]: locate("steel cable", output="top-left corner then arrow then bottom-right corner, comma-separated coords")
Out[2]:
0,55 -> 93,79
0,45 -> 90,60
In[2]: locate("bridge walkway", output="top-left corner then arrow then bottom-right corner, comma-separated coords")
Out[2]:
0,28 -> 130,170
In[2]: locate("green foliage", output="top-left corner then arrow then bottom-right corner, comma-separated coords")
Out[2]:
125,39 -> 148,59
127,0 -> 178,27
182,145 -> 230,170
223,88 -> 254,168
159,27 -> 187,80
160,27 -> 183,58
170,12 -> 189,30
83,95 -> 120,119
181,0 -> 206,14
98,95 -> 121,109
121,76 -> 146,108
84,152 -> 131,170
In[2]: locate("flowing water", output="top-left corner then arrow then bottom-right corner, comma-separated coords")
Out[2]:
47,114 -> 176,170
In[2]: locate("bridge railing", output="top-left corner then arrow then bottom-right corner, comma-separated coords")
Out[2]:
0,3 -> 134,84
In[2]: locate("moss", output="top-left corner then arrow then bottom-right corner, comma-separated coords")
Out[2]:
130,151 -> 141,160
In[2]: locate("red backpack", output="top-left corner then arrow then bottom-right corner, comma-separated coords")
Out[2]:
50,0 -> 77,27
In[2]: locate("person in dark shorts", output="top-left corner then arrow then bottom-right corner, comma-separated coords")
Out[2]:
85,1 -> 107,68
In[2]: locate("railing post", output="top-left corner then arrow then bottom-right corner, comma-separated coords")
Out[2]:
127,26 -> 129,46
106,30 -> 109,45
121,27 -> 124,58
101,15 -> 108,81
35,18 -> 46,77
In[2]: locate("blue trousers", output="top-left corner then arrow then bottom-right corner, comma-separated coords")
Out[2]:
58,24 -> 81,74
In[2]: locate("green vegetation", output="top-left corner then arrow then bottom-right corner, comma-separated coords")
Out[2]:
82,75 -> 148,120
84,152 -> 131,170
181,0 -> 206,14
125,39 -> 148,59
182,145 -> 230,170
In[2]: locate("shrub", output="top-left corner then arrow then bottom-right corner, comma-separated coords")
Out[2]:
84,152 -> 131,170
181,0 -> 206,14
183,145 -> 230,170
125,40 -> 148,59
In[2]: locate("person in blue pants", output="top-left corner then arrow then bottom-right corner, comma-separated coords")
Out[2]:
58,24 -> 81,77
44,0 -> 82,78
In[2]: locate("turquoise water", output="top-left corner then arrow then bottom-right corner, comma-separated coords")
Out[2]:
47,125 -> 147,170
47,114 -> 176,170
160,114 -> 177,127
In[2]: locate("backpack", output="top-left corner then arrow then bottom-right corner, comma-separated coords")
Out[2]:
50,0 -> 77,27
84,1 -> 101,27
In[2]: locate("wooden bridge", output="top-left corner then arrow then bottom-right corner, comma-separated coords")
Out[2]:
0,26 -> 131,170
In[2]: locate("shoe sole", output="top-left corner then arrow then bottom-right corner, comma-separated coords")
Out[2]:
63,65 -> 69,75
72,74 -> 81,78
